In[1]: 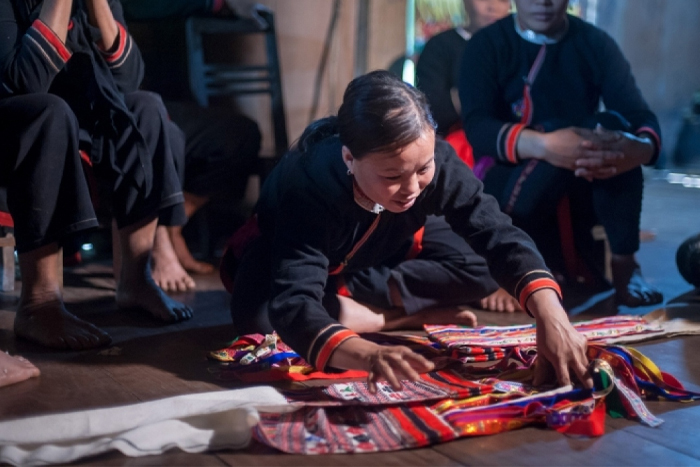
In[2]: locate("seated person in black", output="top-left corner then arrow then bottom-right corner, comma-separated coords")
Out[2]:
416,0 -> 514,312
221,70 -> 593,392
0,0 -> 192,349
417,0 -> 511,136
459,0 -> 663,307
121,0 -> 265,292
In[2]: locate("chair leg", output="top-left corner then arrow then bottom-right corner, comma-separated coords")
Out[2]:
57,247 -> 63,292
0,236 -> 62,293
591,225 -> 613,283
0,233 -> 15,292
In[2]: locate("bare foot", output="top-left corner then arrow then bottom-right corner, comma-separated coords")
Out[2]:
116,275 -> 193,322
0,352 -> 40,387
167,226 -> 215,275
14,298 -> 112,350
612,255 -> 664,307
383,306 -> 478,331
337,295 -> 386,333
152,226 -> 196,292
479,288 -> 522,313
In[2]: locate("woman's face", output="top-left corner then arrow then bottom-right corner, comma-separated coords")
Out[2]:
513,0 -> 569,35
464,0 -> 512,32
342,131 -> 436,214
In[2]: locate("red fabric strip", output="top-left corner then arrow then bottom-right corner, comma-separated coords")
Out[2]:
444,129 -> 475,168
411,405 -> 457,442
336,274 -> 352,297
406,226 -> 425,260
0,211 -> 13,228
386,406 -> 430,447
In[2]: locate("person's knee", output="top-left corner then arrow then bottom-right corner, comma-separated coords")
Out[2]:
31,94 -> 79,136
124,91 -> 167,121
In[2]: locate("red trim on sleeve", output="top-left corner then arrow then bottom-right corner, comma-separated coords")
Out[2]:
518,278 -> 562,312
636,126 -> 661,155
102,23 -> 127,63
32,20 -> 71,62
505,123 -> 525,164
315,329 -> 360,370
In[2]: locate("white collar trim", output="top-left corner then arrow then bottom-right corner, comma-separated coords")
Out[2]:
514,13 -> 569,45
455,27 -> 472,41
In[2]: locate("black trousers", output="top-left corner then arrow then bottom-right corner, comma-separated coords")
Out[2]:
164,101 -> 261,201
0,94 -> 98,253
92,91 -> 186,228
0,91 -> 185,253
483,161 -> 643,273
229,215 -> 499,336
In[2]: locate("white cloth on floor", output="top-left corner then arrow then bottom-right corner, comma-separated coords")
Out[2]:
0,386 -> 291,466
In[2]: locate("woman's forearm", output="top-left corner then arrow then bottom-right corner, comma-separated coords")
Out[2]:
85,0 -> 118,51
515,128 -> 547,161
39,0 -> 74,42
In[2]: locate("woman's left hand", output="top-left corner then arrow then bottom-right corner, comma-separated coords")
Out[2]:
574,126 -> 655,181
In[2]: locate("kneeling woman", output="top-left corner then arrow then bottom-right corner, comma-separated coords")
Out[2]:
222,70 -> 591,391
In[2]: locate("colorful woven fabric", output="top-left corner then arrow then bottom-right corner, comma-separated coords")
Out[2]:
425,315 -> 664,350
253,345 -> 699,454
210,317 -> 699,454
208,333 -> 367,383
255,370 -> 609,454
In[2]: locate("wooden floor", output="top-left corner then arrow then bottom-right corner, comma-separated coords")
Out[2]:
1,174 -> 700,466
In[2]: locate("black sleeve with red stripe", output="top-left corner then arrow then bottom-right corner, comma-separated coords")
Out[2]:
0,4 -> 72,97
98,0 -> 144,93
459,21 -> 525,166
596,28 -> 662,166
307,324 -> 360,371
427,141 -> 563,315
495,123 -> 526,164
513,270 -> 562,317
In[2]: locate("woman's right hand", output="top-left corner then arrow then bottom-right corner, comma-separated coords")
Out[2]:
328,337 -> 435,393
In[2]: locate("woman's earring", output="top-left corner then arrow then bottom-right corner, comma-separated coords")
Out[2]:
347,169 -> 352,176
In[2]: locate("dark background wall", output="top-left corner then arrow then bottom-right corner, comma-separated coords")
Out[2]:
596,0 -> 700,169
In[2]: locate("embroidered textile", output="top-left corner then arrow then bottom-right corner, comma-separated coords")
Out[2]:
425,315 -> 665,350
254,346 -> 699,454
208,333 -> 367,382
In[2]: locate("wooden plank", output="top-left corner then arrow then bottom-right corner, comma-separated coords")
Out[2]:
75,451 -> 227,466
0,358 -> 136,420
219,443 -> 463,466
433,424 -> 700,466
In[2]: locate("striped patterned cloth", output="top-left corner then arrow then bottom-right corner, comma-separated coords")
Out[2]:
253,316 -> 699,454
425,315 -> 664,350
